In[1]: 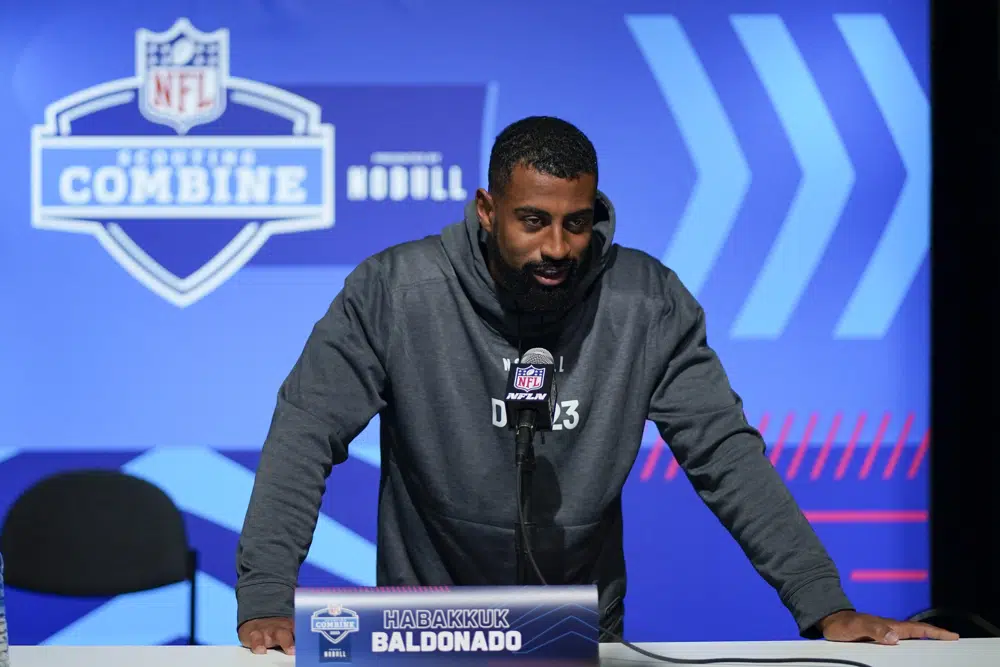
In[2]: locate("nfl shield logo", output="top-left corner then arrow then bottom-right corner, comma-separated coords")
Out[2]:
137,18 -> 228,134
311,605 -> 360,645
31,17 -> 335,308
514,365 -> 545,391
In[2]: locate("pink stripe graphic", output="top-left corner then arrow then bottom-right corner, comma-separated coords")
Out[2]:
859,413 -> 891,479
882,413 -> 914,480
811,413 -> 843,480
835,413 -> 867,480
851,570 -> 928,583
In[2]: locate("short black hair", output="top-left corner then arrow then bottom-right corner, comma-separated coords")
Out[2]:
487,116 -> 598,195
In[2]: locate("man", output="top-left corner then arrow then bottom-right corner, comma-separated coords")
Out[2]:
236,116 -> 956,654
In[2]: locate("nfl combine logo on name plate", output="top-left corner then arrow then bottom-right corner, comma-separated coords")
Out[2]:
311,604 -> 361,662
31,18 -> 489,308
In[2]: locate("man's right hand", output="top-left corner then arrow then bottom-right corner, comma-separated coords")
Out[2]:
238,617 -> 295,655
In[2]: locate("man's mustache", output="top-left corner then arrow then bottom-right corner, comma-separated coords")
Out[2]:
524,259 -> 576,274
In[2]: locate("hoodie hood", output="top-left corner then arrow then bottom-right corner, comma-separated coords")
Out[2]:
440,190 -> 617,347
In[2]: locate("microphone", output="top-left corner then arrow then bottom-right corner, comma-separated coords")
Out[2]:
505,347 -> 556,586
504,347 -> 557,448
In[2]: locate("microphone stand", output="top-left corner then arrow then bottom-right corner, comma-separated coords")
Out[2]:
514,409 -> 537,585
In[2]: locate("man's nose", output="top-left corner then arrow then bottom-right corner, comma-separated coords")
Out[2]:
540,224 -> 570,260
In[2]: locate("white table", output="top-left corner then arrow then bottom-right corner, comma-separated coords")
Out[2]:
8,640 -> 999,666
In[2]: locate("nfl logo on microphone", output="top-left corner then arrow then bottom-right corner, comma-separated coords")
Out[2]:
513,366 -> 545,392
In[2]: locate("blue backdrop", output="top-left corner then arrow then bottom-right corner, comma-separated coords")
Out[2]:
0,0 -> 929,646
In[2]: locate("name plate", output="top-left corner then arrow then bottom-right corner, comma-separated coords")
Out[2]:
294,585 -> 599,665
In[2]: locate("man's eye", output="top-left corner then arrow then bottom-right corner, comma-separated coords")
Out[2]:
523,217 -> 542,226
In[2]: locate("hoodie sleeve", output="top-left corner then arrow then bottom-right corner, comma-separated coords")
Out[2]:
646,271 -> 854,638
235,257 -> 392,628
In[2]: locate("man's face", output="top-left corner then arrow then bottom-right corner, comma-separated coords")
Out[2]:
476,165 -> 596,312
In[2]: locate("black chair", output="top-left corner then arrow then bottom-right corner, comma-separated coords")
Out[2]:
0,469 -> 198,644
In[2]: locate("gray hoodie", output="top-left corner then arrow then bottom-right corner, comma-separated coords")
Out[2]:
235,191 -> 854,639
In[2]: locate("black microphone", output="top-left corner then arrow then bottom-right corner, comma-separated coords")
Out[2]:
505,347 -> 556,586
504,347 -> 557,452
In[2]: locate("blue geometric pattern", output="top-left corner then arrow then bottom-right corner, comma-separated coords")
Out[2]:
833,15 -> 930,339
729,15 -> 855,339
40,573 -> 235,646
123,448 -> 378,585
628,12 -> 927,339
625,15 -> 751,298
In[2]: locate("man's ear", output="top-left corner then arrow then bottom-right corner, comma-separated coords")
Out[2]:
475,188 -> 495,234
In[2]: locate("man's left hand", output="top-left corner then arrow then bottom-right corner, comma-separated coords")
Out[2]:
818,610 -> 960,644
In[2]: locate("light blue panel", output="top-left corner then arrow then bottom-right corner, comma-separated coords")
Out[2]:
834,15 -> 930,339
626,15 -> 750,297
42,572 -> 237,646
730,15 -> 855,339
123,447 -> 376,584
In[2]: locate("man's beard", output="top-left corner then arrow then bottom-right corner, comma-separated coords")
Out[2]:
485,230 -> 585,314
